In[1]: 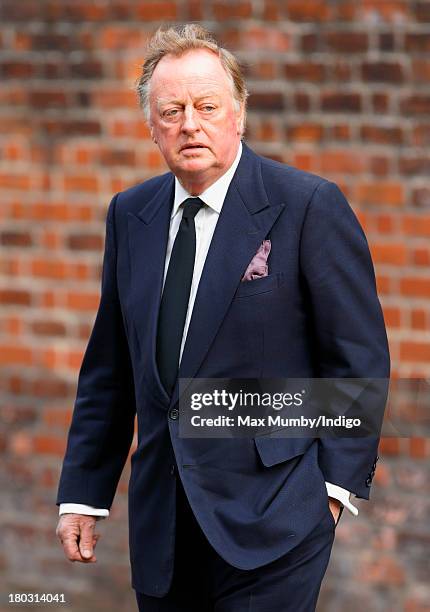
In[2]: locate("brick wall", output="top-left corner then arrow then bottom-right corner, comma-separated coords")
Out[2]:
0,2 -> 429,611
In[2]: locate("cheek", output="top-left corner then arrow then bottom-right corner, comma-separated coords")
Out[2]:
156,130 -> 177,153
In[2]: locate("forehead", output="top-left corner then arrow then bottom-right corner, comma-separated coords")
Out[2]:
149,49 -> 232,100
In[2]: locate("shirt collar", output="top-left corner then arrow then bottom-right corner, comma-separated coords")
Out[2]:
172,140 -> 243,219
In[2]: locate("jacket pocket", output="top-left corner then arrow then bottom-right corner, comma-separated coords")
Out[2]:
254,435 -> 315,467
234,272 -> 281,298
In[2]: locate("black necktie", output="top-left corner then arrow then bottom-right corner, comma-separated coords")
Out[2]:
156,197 -> 205,395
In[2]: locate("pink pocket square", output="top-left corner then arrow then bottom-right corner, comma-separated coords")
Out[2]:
241,240 -> 271,281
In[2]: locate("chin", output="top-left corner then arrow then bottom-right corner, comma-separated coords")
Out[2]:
180,160 -> 212,174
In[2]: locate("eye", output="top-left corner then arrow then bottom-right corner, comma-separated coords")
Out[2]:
200,105 -> 215,112
163,108 -> 181,118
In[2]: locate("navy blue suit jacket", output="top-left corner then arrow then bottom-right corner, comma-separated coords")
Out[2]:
57,141 -> 390,596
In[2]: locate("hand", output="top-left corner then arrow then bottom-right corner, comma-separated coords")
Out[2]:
56,514 -> 100,563
328,497 -> 342,525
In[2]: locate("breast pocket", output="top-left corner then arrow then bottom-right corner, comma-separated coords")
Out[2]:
234,273 -> 282,298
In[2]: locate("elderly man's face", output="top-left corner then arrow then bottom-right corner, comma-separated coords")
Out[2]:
148,49 -> 244,194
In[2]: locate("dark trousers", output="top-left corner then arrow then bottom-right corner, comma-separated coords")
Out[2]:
135,475 -> 336,612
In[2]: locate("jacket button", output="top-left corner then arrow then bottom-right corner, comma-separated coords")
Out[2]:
170,464 -> 176,476
365,476 -> 372,487
169,408 -> 179,420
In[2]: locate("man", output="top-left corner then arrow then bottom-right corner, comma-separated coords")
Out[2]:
56,24 -> 390,611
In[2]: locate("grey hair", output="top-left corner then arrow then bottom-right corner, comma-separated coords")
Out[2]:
135,23 -> 249,133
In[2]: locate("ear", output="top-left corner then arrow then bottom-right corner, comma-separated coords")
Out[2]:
236,103 -> 245,135
149,126 -> 157,144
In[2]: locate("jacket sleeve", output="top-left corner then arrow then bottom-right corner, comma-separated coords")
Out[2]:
56,193 -> 136,509
300,180 -> 390,499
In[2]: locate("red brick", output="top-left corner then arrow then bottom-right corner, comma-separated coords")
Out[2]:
67,234 -> 103,251
361,61 -> 403,82
10,432 -> 33,457
253,121 -> 277,141
31,320 -> 67,336
286,124 -> 324,142
248,92 -> 285,111
405,597 -> 430,612
403,215 -> 430,237
70,61 -> 104,79
66,291 -> 100,311
361,125 -> 403,144
321,92 -> 362,112
379,32 -> 395,51
372,93 -> 389,113
42,119 -> 102,136
410,309 -> 427,330
405,33 -> 430,52
215,1 -> 252,19
400,277 -> 430,297
370,243 -> 407,265
0,173 -> 30,190
324,31 -> 368,52
100,148 -> 136,167
369,156 -> 390,176
375,275 -> 392,295
400,95 -> 430,115
42,407 -> 72,428
409,437 -> 428,458
136,1 -> 178,19
63,175 -> 99,193
0,344 -> 32,366
1,0 -> 40,20
383,307 -> 401,328
0,231 -> 32,247
356,182 -> 404,207
284,62 -> 325,81
1,61 -> 35,78
320,150 -> 365,174
400,341 -> 430,362
412,59 -> 430,82
0,289 -> 31,306
292,153 -> 318,172
92,89 -> 136,109
359,555 -> 405,585
300,33 -> 319,53
411,248 -> 430,267
294,92 -> 311,112
33,435 -> 66,456
330,61 -> 352,81
29,90 -> 68,109
399,156 -> 430,176
331,124 -> 351,140
263,0 -> 281,20
111,120 -> 151,139
413,1 -> 430,21
335,3 -> 357,20
287,0 -> 331,21
65,349 -> 85,369
362,0 -> 410,21
244,61 -> 277,80
412,124 -> 430,146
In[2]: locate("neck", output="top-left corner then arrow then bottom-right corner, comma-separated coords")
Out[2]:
178,141 -> 241,195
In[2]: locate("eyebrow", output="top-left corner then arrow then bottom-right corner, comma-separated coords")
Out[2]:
157,91 -> 220,107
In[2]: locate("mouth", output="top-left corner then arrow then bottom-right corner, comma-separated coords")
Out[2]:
180,144 -> 208,152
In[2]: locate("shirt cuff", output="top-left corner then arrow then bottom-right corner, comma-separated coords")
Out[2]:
325,482 -> 359,516
59,503 -> 109,519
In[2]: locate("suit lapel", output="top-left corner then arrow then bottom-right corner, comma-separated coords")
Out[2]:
170,143 -> 286,407
127,174 -> 174,402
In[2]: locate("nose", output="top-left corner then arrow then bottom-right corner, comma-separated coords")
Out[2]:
181,105 -> 200,134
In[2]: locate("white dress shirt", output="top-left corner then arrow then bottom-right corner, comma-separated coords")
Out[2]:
59,140 -> 358,520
